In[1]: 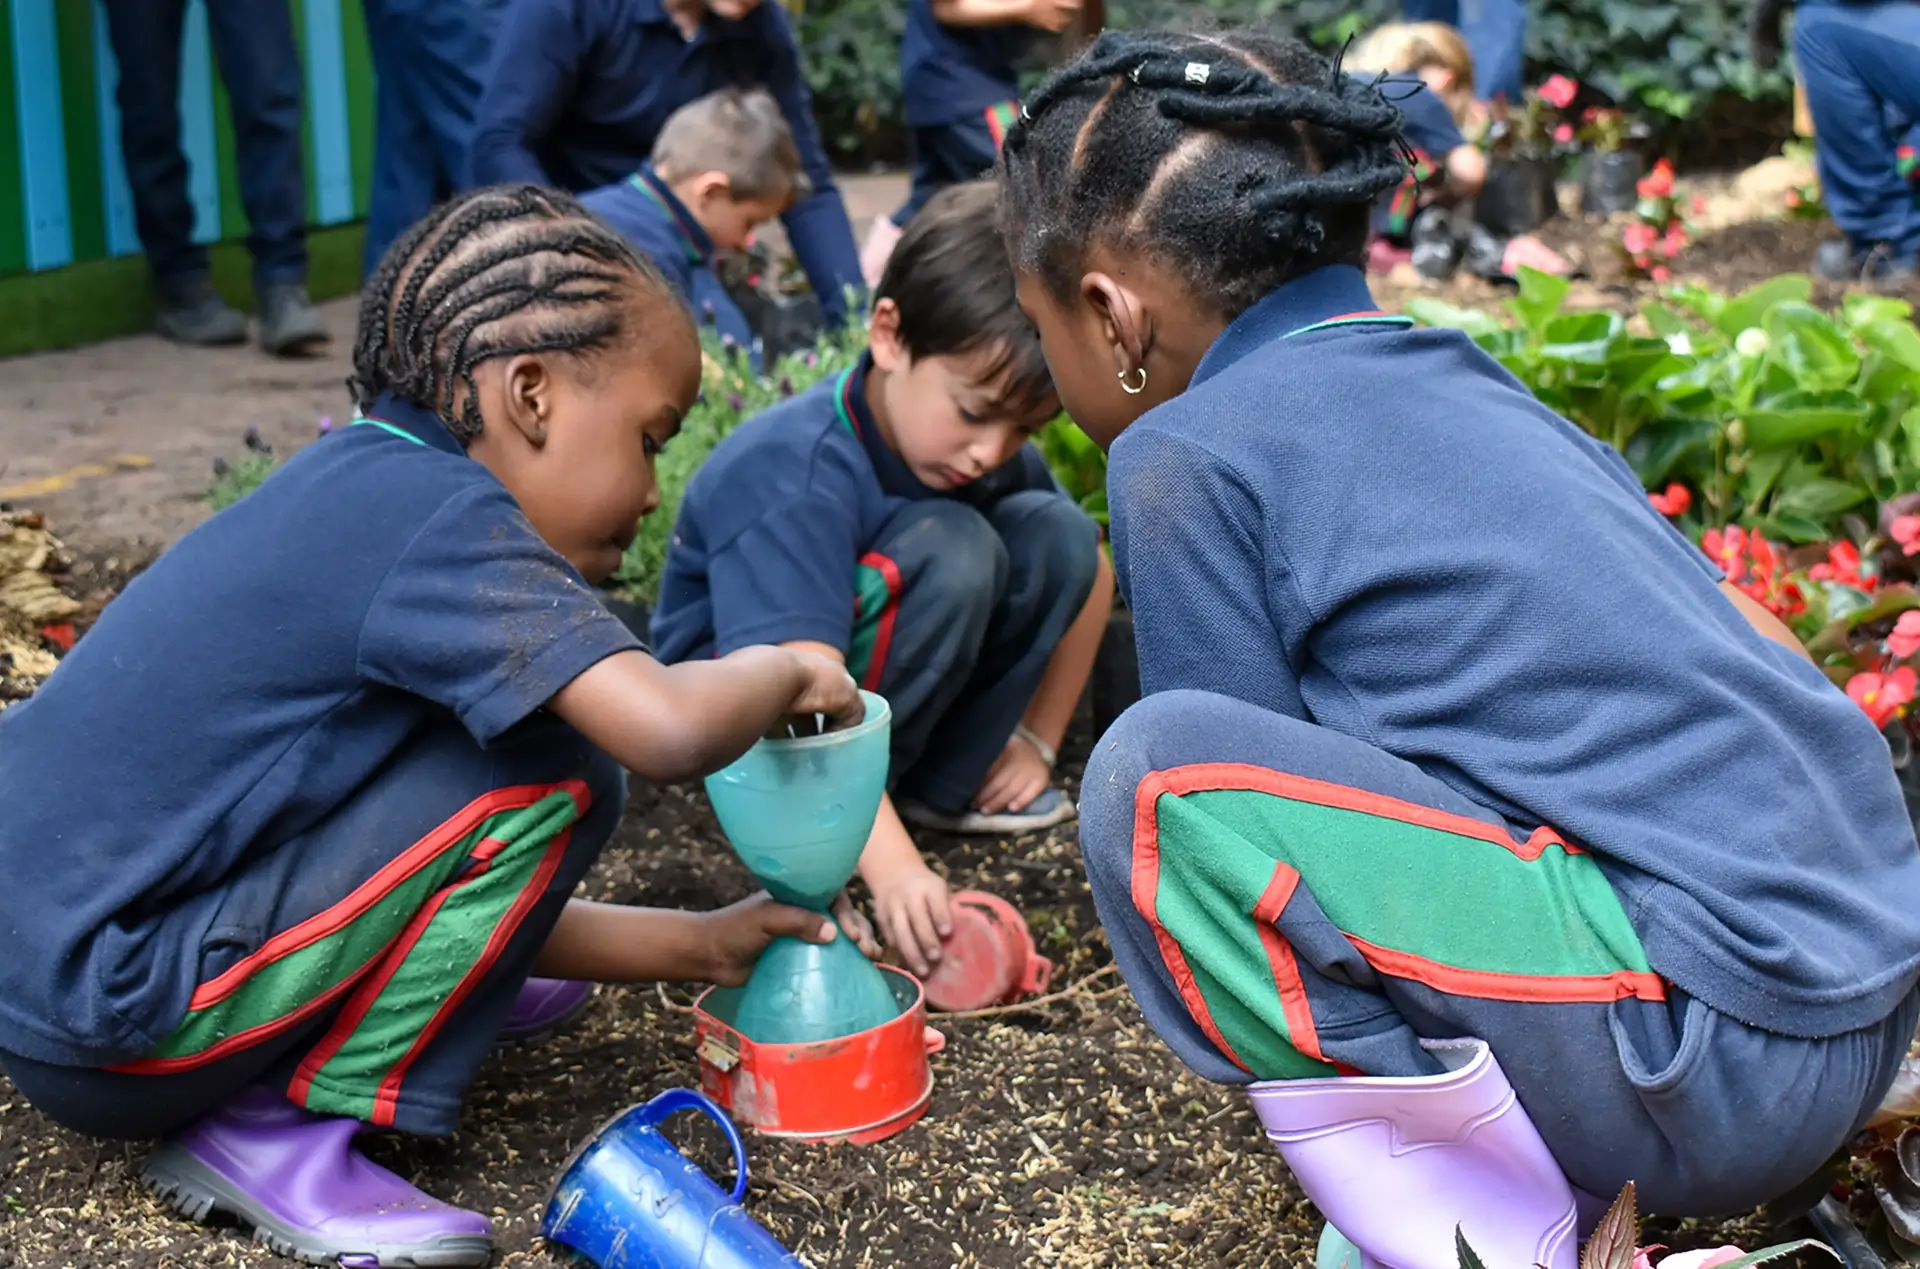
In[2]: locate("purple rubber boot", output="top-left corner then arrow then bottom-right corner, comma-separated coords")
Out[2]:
1248,1038 -> 1579,1269
141,1086 -> 493,1267
497,978 -> 595,1045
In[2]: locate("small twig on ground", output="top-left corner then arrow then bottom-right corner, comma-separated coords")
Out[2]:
655,983 -> 695,1013
935,964 -> 1121,1020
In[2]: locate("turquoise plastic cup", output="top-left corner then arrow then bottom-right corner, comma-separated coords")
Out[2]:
703,690 -> 892,911
703,690 -> 899,1044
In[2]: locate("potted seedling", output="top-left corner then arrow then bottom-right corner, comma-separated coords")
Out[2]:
1578,106 -> 1651,214
1474,76 -> 1570,237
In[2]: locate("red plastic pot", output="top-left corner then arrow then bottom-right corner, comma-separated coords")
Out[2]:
691,966 -> 943,1145
920,890 -> 1053,1013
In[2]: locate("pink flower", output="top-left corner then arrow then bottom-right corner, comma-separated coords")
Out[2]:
1623,222 -> 1659,255
1539,74 -> 1579,109
1892,514 -> 1920,557
1648,483 -> 1692,517
1890,611 -> 1920,660
1691,195 -> 1707,216
1638,158 -> 1676,200
1849,666 -> 1917,729
1555,122 -> 1576,143
1651,265 -> 1672,282
1662,223 -> 1688,256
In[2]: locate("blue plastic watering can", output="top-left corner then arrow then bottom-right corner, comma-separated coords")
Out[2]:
541,1088 -> 806,1269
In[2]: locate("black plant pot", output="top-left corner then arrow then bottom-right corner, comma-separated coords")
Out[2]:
1887,721 -> 1920,839
1579,149 -> 1645,216
1091,600 -> 1141,742
1474,156 -> 1558,238
729,287 -> 827,364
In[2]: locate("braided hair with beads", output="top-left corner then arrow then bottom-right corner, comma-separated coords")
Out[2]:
996,28 -> 1413,318
348,183 -> 684,445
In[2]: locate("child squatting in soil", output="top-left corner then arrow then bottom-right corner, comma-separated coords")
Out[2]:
0,184 -> 880,1269
650,180 -> 1115,978
997,27 -> 1920,1267
581,87 -> 808,366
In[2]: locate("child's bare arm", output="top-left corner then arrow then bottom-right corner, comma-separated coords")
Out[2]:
1719,580 -> 1816,663
533,894 -> 840,983
549,646 -> 862,784
933,0 -> 1080,33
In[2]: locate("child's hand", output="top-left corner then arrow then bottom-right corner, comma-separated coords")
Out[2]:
832,892 -> 884,959
869,862 -> 953,978
974,734 -> 1052,814
1025,0 -> 1083,33
782,650 -> 865,732
700,892 -> 840,986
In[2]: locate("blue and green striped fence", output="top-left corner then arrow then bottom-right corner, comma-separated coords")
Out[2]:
0,0 -> 379,356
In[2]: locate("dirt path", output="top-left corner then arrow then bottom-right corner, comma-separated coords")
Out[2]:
0,175 -> 911,549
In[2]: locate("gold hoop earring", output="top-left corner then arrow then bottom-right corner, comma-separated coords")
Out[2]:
1118,366 -> 1148,395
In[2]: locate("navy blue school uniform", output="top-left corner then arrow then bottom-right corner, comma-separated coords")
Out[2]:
0,395 -> 633,1138
1076,264 -> 1920,1213
580,166 -> 758,364
649,355 -> 1098,813
98,0 -> 308,294
1370,76 -> 1466,240
890,0 -> 1030,226
467,0 -> 863,322
1794,0 -> 1920,258
359,0 -> 510,277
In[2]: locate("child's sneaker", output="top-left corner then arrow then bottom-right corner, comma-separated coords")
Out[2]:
900,787 -> 1078,836
142,1087 -> 494,1267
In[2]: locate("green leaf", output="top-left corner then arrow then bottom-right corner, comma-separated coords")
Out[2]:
1843,293 -> 1916,334
1743,391 -> 1872,449
1606,339 -> 1683,393
1404,299 -> 1505,340
1540,312 -> 1623,367
1904,407 -> 1920,469
1626,415 -> 1719,486
1769,512 -> 1834,544
1665,282 -> 1727,328
1704,1239 -> 1838,1269
1776,478 -> 1872,518
1823,583 -> 1878,624
1765,302 -> 1861,390
1857,318 -> 1920,374
1737,449 -> 1794,505
1640,301 -> 1689,339
1509,266 -> 1573,334
1716,275 -> 1814,339
1580,1183 -> 1639,1269
1454,1226 -> 1487,1269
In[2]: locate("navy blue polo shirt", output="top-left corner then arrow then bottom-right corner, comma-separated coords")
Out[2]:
651,352 -> 1055,661
580,165 -> 758,363
0,394 -> 639,1066
468,0 -> 862,322
900,0 -> 1030,128
1107,264 -> 1920,1038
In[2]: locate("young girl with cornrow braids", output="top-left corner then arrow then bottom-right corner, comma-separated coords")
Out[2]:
0,183 -> 878,1268
998,29 -> 1920,1268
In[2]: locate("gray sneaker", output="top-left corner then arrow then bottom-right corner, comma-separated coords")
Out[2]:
257,283 -> 330,357
155,276 -> 248,347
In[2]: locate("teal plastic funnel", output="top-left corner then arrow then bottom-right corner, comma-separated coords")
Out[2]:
726,925 -> 903,1044
703,691 -> 892,911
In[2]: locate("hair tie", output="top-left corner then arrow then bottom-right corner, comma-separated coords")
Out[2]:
1185,61 -> 1210,84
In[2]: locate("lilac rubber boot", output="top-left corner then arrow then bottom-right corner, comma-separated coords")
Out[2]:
496,978 -> 595,1045
1247,1038 -> 1579,1269
141,1087 -> 493,1267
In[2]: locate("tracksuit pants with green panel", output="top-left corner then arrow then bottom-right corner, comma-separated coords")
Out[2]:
1080,689 -> 1920,1216
0,714 -> 622,1140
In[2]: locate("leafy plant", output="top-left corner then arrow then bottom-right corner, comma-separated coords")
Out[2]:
1036,417 -> 1108,528
1781,139 -> 1827,221
1618,160 -> 1697,282
1455,1181 -> 1831,1269
207,427 -> 285,510
1406,271 -> 1920,545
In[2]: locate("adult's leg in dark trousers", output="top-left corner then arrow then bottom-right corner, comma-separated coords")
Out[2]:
0,712 -> 624,1141
99,0 -> 203,289
203,0 -> 309,287
897,490 -> 1097,812
890,118 -> 1004,228
1795,1 -> 1920,257
1078,689 -> 1920,1215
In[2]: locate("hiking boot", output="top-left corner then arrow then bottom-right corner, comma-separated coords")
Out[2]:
142,1086 -> 494,1268
497,978 -> 596,1046
155,276 -> 248,347
257,283 -> 330,358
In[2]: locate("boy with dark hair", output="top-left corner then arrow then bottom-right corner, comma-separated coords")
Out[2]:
652,180 -> 1114,977
857,0 -> 1085,285
582,88 -> 811,361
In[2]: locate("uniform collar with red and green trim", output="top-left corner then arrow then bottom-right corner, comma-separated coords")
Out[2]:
829,351 -> 946,500
1191,265 -> 1412,389
355,392 -> 466,455
629,164 -> 715,268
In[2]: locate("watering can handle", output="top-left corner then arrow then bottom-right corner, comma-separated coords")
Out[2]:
636,1088 -> 752,1204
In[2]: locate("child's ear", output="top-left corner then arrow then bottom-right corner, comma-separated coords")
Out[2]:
868,298 -> 910,373
686,171 -> 735,208
497,355 -> 556,448
1080,272 -> 1148,383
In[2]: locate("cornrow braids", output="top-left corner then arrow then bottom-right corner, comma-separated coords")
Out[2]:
348,183 -> 683,444
996,27 -> 1413,318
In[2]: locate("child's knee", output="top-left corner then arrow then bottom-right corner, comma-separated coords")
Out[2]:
890,501 -> 1008,621
999,491 -> 1101,601
1079,690 -> 1226,899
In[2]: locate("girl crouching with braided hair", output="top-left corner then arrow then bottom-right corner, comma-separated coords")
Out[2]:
0,184 -> 878,1267
998,28 -> 1920,1268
